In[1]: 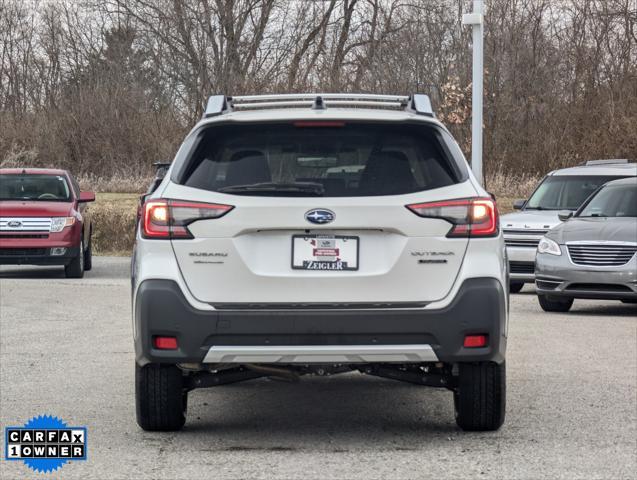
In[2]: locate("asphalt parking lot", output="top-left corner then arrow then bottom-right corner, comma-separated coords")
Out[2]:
1,256 -> 636,480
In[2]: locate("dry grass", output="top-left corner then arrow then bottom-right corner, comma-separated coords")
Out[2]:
90,174 -> 539,255
78,174 -> 153,194
486,172 -> 540,198
486,172 -> 540,214
91,193 -> 139,255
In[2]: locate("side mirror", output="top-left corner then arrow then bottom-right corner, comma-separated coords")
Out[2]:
513,199 -> 526,210
78,191 -> 96,203
558,210 -> 573,222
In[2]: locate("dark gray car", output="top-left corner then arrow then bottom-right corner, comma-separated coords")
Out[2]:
534,177 -> 637,311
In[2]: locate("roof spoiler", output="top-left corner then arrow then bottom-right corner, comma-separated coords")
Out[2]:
203,93 -> 434,118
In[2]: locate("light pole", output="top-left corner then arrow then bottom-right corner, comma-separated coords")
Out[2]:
462,0 -> 484,186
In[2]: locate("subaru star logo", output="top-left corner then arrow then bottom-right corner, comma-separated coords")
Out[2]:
305,209 -> 335,225
7,220 -> 22,228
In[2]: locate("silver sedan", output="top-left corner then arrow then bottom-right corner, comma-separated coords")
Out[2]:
535,177 -> 637,312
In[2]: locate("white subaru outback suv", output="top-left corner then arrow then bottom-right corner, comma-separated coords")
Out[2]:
132,94 -> 508,432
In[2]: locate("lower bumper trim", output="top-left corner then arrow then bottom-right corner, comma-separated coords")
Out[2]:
202,344 -> 439,364
536,288 -> 637,301
0,246 -> 80,265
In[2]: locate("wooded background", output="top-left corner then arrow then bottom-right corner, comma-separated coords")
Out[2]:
1,0 -> 636,188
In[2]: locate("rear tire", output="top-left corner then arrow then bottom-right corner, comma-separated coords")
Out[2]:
136,363 -> 187,431
64,239 -> 85,278
509,281 -> 524,294
83,233 -> 93,271
454,362 -> 506,431
538,294 -> 573,312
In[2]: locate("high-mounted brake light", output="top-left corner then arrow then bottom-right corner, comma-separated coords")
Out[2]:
293,121 -> 345,127
142,199 -> 233,239
406,197 -> 499,237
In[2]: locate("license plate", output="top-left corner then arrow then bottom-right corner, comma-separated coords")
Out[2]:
292,235 -> 359,271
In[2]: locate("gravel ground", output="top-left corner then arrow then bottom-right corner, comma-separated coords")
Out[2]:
1,256 -> 636,480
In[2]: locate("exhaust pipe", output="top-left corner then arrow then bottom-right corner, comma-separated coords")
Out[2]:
244,364 -> 300,382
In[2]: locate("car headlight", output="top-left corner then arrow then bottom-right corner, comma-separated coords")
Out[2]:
537,236 -> 561,256
50,217 -> 76,233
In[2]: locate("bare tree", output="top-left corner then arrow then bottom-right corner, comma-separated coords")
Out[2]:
1,0 -> 635,178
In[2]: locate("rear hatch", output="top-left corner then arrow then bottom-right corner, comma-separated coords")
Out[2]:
161,121 -> 478,305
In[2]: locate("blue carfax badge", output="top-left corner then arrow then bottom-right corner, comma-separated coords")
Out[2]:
4,415 -> 87,473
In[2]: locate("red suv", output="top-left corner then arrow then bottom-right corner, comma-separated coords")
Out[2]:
0,168 -> 95,278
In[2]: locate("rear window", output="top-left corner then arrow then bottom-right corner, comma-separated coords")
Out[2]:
177,123 -> 464,197
0,174 -> 71,201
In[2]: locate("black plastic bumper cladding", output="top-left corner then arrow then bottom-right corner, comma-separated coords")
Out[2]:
134,278 -> 507,366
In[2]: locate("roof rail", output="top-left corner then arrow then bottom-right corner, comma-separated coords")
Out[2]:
203,93 -> 434,118
582,159 -> 629,166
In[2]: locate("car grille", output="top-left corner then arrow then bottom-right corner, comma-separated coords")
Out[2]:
503,229 -> 549,235
503,229 -> 548,248
567,244 -> 637,266
505,237 -> 541,248
0,217 -> 52,232
0,248 -> 48,256
509,261 -> 535,274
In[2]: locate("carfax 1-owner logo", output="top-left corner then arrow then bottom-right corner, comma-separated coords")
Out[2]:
4,415 -> 87,473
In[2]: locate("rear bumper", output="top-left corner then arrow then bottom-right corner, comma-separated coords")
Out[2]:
134,277 -> 507,366
0,246 -> 80,265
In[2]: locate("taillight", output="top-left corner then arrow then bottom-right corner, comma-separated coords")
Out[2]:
142,199 -> 233,239
406,197 -> 499,237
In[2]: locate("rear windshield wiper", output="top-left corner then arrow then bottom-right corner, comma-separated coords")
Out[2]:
217,182 -> 325,196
